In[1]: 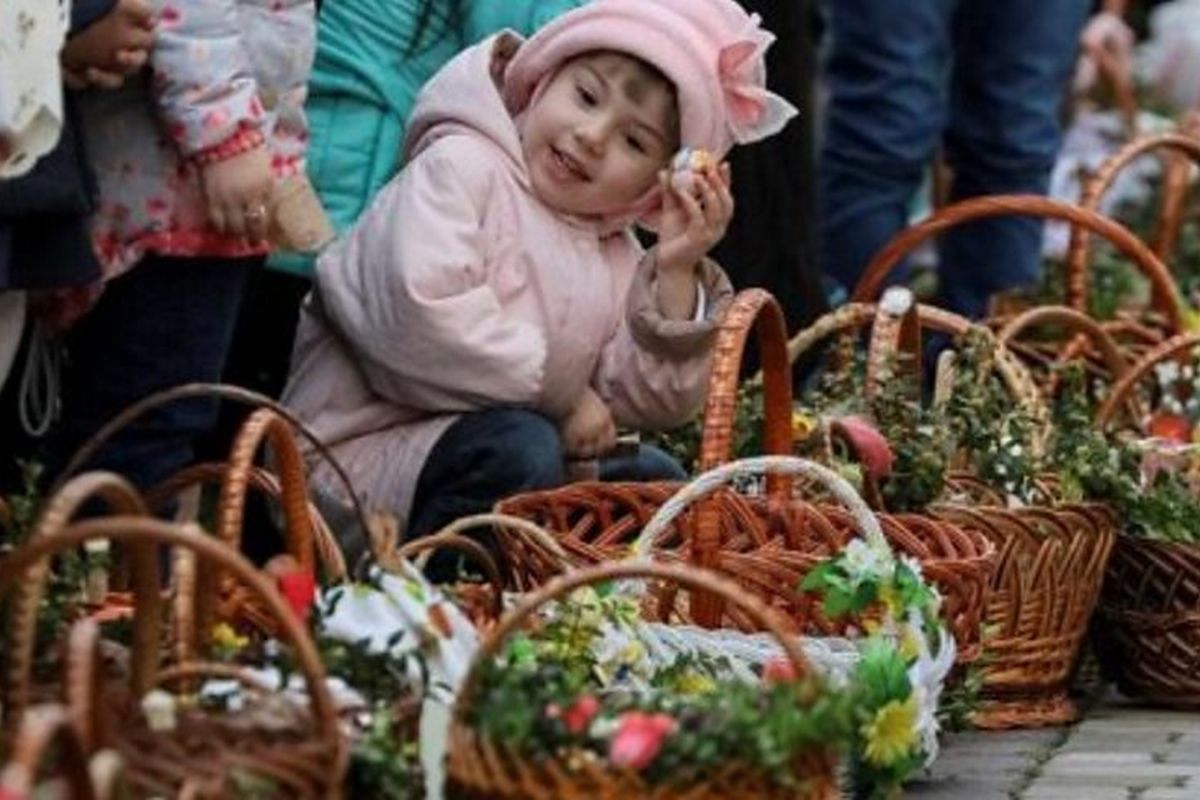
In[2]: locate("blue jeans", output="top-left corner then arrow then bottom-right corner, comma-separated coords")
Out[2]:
46,255 -> 253,491
407,408 -> 686,542
818,0 -> 1090,318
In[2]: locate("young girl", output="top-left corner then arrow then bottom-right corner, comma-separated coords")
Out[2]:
45,0 -> 317,493
284,0 -> 796,545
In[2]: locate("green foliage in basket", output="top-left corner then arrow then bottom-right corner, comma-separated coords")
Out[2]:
0,461 -> 95,665
468,578 -> 940,798
869,355 -> 952,512
645,378 -> 765,473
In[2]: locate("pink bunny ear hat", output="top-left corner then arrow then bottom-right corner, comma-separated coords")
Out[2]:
502,0 -> 798,160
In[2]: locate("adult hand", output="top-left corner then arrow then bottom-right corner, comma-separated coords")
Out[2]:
200,146 -> 274,243
1075,11 -> 1135,94
560,387 -> 617,459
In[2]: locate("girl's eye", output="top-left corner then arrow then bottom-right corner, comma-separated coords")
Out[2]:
625,135 -> 647,154
576,85 -> 597,106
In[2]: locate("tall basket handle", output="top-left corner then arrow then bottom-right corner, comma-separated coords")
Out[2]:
3,473 -> 157,737
454,560 -> 819,723
786,301 -> 1048,448
0,516 -> 347,778
697,289 -> 794,492
53,383 -> 374,552
0,704 -> 99,800
1067,132 -> 1200,313
1096,331 -> 1200,429
145,462 -> 348,582
850,195 -> 1187,332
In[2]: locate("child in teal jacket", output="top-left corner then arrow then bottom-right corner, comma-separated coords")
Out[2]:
272,0 -> 584,275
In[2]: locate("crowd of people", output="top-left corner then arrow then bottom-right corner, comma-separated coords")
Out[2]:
0,0 -> 1138,556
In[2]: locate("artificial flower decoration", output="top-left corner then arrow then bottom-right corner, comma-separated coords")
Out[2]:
609,712 -> 677,770
862,696 -> 920,767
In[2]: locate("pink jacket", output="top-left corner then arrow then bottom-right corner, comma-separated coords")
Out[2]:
283,35 -> 734,526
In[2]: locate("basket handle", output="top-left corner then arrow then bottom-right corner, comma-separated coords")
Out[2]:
633,455 -> 886,556
53,382 -> 373,551
0,516 -> 346,776
696,289 -> 794,491
1096,331 -> 1200,429
454,560 -> 818,722
3,473 -> 158,737
786,301 -> 1048,451
0,704 -> 98,800
146,463 -> 348,582
1067,132 -> 1200,313
850,195 -> 1186,332
998,304 -> 1139,419
393,520 -> 512,623
188,409 -> 324,652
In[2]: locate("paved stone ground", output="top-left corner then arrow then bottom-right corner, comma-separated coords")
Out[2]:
909,696 -> 1200,799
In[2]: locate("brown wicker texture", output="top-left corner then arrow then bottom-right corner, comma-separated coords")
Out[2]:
0,510 -> 348,798
3,471 -> 158,737
0,703 -> 111,800
500,291 -> 993,660
1097,537 -> 1200,706
1067,131 -> 1200,314
1097,331 -> 1200,432
850,194 -> 1188,339
934,503 -> 1116,727
997,305 -> 1135,410
54,382 -> 373,545
447,560 -> 839,800
1089,333 -> 1200,705
795,299 -> 1121,728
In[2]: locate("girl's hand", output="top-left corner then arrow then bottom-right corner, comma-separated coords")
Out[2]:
200,146 -> 274,243
654,161 -> 734,275
61,0 -> 155,88
560,387 -> 617,459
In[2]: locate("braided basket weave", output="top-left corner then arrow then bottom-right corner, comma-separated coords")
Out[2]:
0,494 -> 348,798
1093,333 -> 1200,706
499,290 -> 993,660
792,290 -> 1117,728
446,561 -> 839,800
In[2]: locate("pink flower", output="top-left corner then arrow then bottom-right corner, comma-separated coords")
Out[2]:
563,695 -> 600,735
833,415 -> 895,479
763,657 -> 798,685
609,712 -> 675,771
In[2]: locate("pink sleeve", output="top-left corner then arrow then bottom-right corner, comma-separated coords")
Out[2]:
593,252 -> 734,431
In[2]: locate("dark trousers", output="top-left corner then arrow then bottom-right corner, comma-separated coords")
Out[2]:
818,0 -> 1091,318
45,254 -> 253,491
407,408 -> 686,542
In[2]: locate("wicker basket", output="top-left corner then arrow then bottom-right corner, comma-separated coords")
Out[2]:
792,293 -> 1119,729
849,194 -> 1187,381
1,703 -> 119,799
1090,332 -> 1200,705
0,502 -> 348,798
446,560 -> 839,800
498,291 -> 992,660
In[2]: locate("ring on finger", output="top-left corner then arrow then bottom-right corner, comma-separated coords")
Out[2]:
245,204 -> 268,223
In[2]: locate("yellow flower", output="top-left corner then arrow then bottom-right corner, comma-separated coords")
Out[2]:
878,582 -> 904,619
898,625 -> 923,662
792,411 -> 818,440
211,622 -> 249,653
1183,305 -> 1200,333
674,671 -> 717,696
862,696 -> 920,766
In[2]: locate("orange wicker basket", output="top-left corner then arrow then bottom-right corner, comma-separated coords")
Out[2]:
790,292 -> 1117,729
446,560 -> 839,800
0,498 -> 348,798
499,290 -> 994,661
850,194 -> 1187,383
